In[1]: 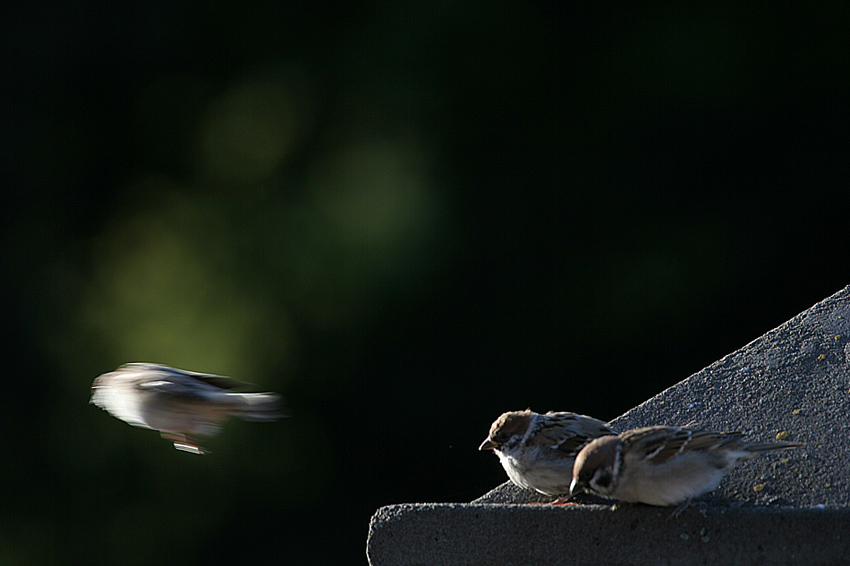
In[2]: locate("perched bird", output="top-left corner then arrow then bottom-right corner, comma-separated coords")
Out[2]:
91,363 -> 286,454
479,410 -> 615,497
570,426 -> 805,513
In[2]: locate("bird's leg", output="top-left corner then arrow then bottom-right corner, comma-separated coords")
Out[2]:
668,498 -> 692,520
160,432 -> 207,455
548,495 -> 578,505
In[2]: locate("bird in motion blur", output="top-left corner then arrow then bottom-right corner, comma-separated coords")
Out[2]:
91,363 -> 286,454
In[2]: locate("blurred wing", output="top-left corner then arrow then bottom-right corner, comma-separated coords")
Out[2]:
121,363 -> 249,398
148,364 -> 248,390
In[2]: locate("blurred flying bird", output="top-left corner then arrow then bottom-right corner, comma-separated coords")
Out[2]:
91,362 -> 286,454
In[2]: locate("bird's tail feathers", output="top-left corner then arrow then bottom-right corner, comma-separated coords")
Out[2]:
229,392 -> 288,421
745,440 -> 805,453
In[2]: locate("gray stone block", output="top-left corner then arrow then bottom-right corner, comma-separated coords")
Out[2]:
367,285 -> 850,565
368,504 -> 849,566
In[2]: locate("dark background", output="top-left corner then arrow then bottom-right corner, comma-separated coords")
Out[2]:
3,2 -> 850,564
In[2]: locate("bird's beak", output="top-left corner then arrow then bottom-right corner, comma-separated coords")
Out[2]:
479,438 -> 497,451
569,478 -> 584,497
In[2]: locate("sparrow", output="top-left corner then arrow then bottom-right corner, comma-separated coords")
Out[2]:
91,362 -> 286,454
570,425 -> 805,512
479,410 -> 615,497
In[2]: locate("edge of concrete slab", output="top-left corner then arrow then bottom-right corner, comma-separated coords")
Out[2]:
367,503 -> 850,566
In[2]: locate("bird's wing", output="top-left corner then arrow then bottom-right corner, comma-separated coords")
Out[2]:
532,414 -> 614,456
622,426 -> 745,465
117,364 -> 246,399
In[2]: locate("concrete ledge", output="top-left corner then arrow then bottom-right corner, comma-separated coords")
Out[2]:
367,503 -> 850,566
367,285 -> 850,565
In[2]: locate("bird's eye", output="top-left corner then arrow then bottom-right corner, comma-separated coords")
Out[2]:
591,469 -> 613,490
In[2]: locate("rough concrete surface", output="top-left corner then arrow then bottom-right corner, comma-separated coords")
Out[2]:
368,504 -> 849,566
367,285 -> 850,565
